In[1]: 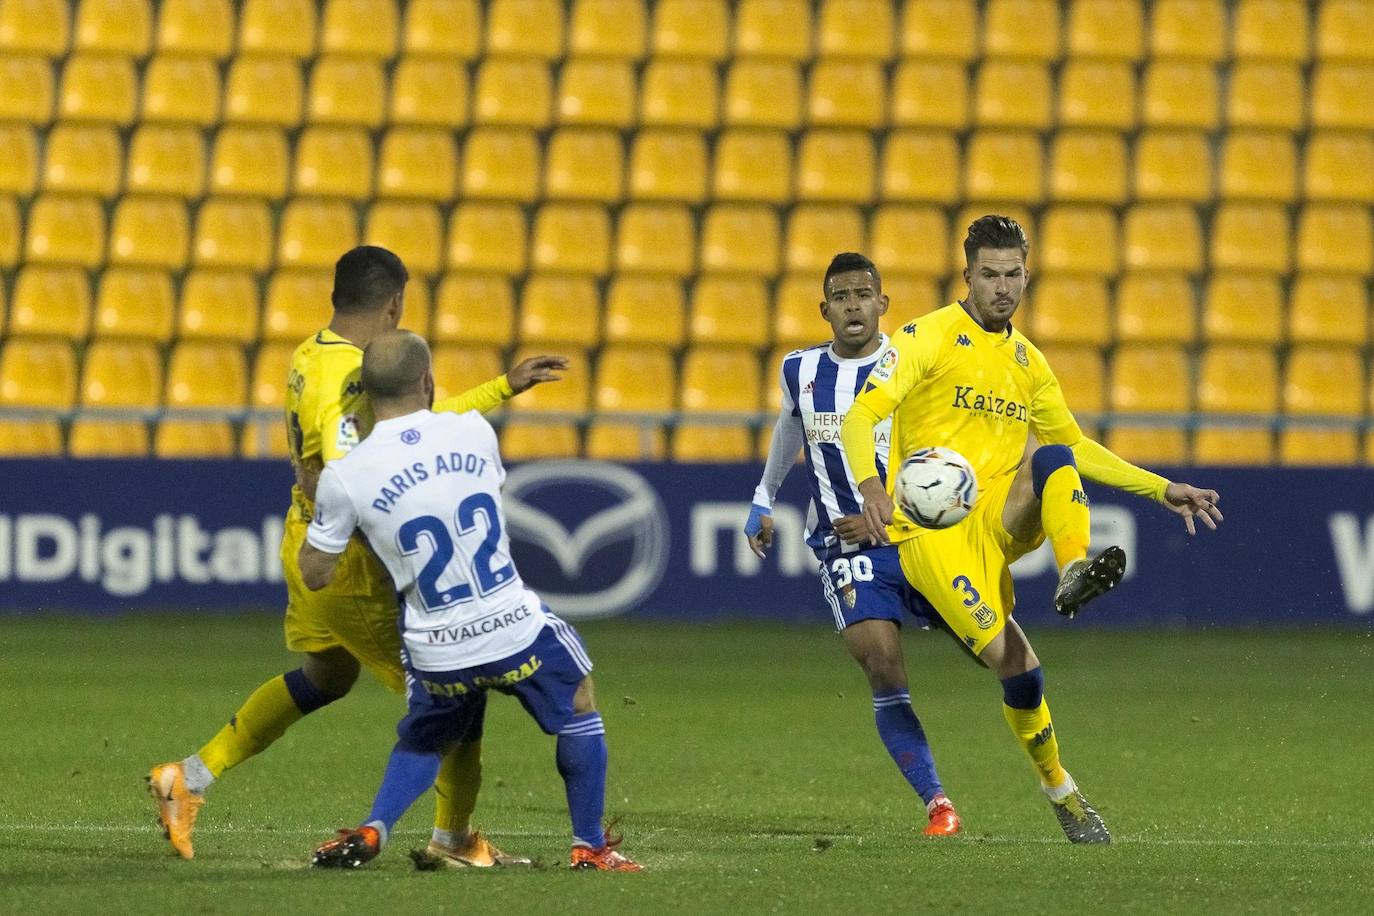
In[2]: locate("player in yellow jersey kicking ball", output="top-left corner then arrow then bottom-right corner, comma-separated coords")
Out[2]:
149,246 -> 568,863
841,216 -> 1223,843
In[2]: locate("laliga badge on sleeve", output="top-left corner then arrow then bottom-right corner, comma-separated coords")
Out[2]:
336,415 -> 361,453
870,347 -> 899,383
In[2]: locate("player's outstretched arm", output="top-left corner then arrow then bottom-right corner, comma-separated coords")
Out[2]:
841,399 -> 895,546
1070,437 -> 1223,536
1161,481 -> 1224,536
299,542 -> 343,591
432,355 -> 570,415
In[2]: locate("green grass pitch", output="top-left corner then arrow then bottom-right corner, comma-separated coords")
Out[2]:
4,614 -> 1372,914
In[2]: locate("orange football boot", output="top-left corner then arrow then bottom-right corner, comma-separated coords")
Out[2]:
570,836 -> 642,872
312,826 -> 382,868
923,795 -> 962,837
425,830 -> 531,867
146,761 -> 205,860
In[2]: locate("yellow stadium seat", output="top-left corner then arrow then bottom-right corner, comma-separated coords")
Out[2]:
891,60 -> 969,130
293,127 -> 373,199
81,339 -> 160,406
238,0 -> 315,58
615,203 -> 694,276
639,59 -> 717,129
0,419 -> 61,456
1211,203 -> 1291,274
1192,427 -> 1273,463
712,129 -> 791,204
399,278 -> 430,337
629,129 -> 707,202
95,266 -> 173,339
605,277 -> 686,347
950,203 -> 1035,270
1058,61 -> 1135,130
1115,273 -> 1196,343
42,123 -> 120,197
432,274 -> 513,345
24,194 -> 104,267
0,337 -> 76,407
880,130 -> 958,205
1142,62 -> 1218,130
1198,344 -> 1279,413
700,205 -> 779,275
734,0 -> 810,59
390,56 -> 467,127
0,0 -> 69,56
1066,0 -> 1142,60
984,0 -> 1060,61
671,422 -> 754,461
724,60 -> 802,130
785,205 -> 864,274
1104,426 -> 1188,464
194,198 -> 272,270
224,55 -> 302,126
772,275 -> 825,350
240,419 -> 291,459
1123,204 -> 1203,273
431,344 -> 503,403
507,344 -> 589,412
0,54 -> 54,123
177,269 -> 257,342
126,125 -> 204,197
797,130 -> 874,203
141,54 -> 218,125
500,421 -> 581,459
595,345 -> 675,412
1109,344 -> 1191,413
681,346 -> 761,412
1203,274 -> 1283,343
1297,204 -> 1374,273
461,127 -> 539,202
1311,63 -> 1374,129
570,0 -> 645,58
70,420 -> 151,456
1037,346 -> 1104,414
964,131 -> 1043,204
1233,0 -> 1309,61
1228,62 -> 1304,130
156,0 -> 231,57
530,203 -> 611,274
487,0 -> 564,58
1029,276 -> 1109,345
446,203 -> 527,274
263,270 -> 333,342
1285,345 -> 1363,416
74,0 -> 149,55
210,125 -> 288,198
557,59 -> 635,128
691,275 -> 768,344
882,274 -> 940,322
321,0 -> 398,57
0,196 -> 17,268
817,0 -> 894,60
404,0 -> 481,58
1304,132 -> 1374,202
154,420 -> 235,457
1039,206 -> 1119,276
1049,130 -> 1128,204
652,0 -> 728,60
277,200 -> 358,269
1289,275 -> 1369,345
974,61 -> 1052,130
307,56 -> 385,127
364,201 -> 442,276
473,57 -> 552,127
1219,131 -> 1297,202
109,195 -> 188,269
1150,0 -> 1225,61
585,421 -> 666,461
808,61 -> 885,128
1279,427 -> 1359,466
1133,130 -> 1212,202
518,276 -> 600,347
10,265 -> 89,338
870,205 -> 948,277
59,53 -> 136,123
544,128 -> 624,202
1317,0 -> 1374,61
378,128 -> 456,201
900,0 -> 975,60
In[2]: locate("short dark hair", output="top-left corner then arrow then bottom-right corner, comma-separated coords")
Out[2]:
963,215 -> 1030,266
823,252 -> 880,295
331,246 -> 408,314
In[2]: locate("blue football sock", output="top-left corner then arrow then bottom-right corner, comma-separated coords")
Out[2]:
365,741 -> 443,840
556,713 -> 608,848
873,690 -> 944,805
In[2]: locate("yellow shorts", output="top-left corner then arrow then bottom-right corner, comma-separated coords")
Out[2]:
281,513 -> 406,694
897,470 -> 1044,656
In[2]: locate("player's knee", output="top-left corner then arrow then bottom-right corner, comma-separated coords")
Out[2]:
1030,445 -> 1076,499
283,666 -> 347,714
1000,666 -> 1045,710
301,649 -> 360,698
857,648 -> 907,692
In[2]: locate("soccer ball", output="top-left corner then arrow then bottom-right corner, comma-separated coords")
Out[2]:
893,447 -> 978,529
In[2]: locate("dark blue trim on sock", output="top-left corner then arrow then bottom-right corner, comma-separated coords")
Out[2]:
1031,445 -> 1076,499
283,668 -> 342,715
1001,666 -> 1045,710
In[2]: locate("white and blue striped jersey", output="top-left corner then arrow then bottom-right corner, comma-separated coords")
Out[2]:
754,338 -> 892,558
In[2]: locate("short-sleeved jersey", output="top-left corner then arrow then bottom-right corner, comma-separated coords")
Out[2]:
308,409 -> 545,670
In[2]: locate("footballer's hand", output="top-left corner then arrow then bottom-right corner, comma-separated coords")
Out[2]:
834,515 -> 869,546
745,505 -> 774,558
857,477 -> 894,547
1163,482 -> 1223,536
507,355 -> 569,394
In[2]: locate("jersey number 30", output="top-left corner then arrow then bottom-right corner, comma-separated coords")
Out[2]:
397,493 -> 516,612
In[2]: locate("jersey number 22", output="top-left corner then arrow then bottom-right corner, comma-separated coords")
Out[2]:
397,493 -> 516,612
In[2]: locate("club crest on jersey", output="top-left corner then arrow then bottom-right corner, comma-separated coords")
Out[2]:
972,603 -> 997,629
401,428 -> 421,445
870,347 -> 899,382
955,334 -> 972,347
842,584 -> 857,609
1015,341 -> 1029,367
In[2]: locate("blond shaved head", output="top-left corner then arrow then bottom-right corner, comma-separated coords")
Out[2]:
361,330 -> 431,400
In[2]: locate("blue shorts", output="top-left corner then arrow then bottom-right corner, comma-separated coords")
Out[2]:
397,613 -> 594,751
819,546 -> 937,632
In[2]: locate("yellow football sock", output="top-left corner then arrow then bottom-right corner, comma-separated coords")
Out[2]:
1040,464 -> 1091,572
1002,698 -> 1068,789
197,675 -> 304,777
434,740 -> 482,837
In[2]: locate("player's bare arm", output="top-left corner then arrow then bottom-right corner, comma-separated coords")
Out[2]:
856,477 -> 894,547
298,542 -> 343,591
506,355 -> 569,393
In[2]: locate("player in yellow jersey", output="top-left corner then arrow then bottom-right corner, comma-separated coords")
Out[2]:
840,216 -> 1223,843
149,247 -> 568,863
